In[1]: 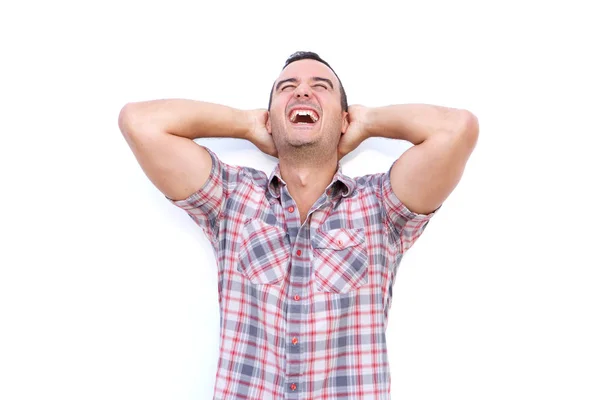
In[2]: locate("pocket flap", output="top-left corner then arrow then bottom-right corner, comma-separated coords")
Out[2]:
312,228 -> 365,250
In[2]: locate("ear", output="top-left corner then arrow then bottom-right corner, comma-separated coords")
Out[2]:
266,111 -> 272,134
341,111 -> 349,134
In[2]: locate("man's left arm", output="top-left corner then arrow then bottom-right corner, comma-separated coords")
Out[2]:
351,104 -> 479,215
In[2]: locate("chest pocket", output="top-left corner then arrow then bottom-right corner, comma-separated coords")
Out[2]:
237,219 -> 290,285
311,228 -> 368,293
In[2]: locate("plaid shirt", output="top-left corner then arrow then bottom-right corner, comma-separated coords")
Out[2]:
168,147 -> 439,399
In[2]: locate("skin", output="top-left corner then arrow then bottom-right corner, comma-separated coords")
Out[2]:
264,59 -> 350,221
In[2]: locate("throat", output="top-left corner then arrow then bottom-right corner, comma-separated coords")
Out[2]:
293,115 -> 314,124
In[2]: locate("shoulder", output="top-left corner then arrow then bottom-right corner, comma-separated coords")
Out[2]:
203,147 -> 269,189
350,171 -> 387,198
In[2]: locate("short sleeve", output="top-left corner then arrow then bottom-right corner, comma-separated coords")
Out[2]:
381,167 -> 441,254
165,146 -> 236,244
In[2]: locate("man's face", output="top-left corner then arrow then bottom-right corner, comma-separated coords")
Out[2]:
267,59 -> 348,157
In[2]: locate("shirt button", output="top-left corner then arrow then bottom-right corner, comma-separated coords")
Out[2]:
290,383 -> 297,391
337,239 -> 343,246
294,294 -> 300,301
287,206 -> 295,213
296,250 -> 302,256
292,337 -> 298,345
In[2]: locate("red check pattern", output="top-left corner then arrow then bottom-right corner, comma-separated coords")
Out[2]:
168,147 -> 439,399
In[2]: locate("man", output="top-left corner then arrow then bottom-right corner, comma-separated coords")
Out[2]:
118,51 -> 478,399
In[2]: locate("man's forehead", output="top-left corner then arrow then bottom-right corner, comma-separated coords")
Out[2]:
278,59 -> 336,82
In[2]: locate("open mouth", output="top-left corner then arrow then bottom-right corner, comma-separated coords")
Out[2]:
288,109 -> 320,125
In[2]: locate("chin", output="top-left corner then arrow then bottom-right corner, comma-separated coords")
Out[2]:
288,138 -> 319,148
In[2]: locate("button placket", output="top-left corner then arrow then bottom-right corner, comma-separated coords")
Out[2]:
282,189 -> 305,395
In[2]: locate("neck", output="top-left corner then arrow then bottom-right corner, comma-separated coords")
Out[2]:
278,154 -> 338,211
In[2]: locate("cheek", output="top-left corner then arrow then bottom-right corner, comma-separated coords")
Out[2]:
271,100 -> 290,122
273,92 -> 293,107
317,95 -> 340,114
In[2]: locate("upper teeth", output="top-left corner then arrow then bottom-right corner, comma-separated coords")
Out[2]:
290,109 -> 319,122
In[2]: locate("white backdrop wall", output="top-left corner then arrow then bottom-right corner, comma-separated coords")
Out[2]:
1,0 -> 599,399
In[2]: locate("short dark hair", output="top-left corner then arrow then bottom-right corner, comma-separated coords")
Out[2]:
268,51 -> 348,112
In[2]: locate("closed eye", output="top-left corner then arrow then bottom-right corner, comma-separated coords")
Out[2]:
280,84 -> 328,92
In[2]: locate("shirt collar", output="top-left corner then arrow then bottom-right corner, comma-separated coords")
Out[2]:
267,163 -> 356,199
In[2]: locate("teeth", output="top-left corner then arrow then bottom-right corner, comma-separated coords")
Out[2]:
290,109 -> 319,123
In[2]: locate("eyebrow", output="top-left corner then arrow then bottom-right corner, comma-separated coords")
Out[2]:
275,76 -> 334,91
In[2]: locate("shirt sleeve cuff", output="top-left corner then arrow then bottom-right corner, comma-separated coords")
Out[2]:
164,146 -> 222,211
382,167 -> 441,223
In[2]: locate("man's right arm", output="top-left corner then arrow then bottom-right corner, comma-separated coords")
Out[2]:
117,99 -> 271,201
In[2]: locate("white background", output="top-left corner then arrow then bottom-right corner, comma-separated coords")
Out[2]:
1,0 -> 599,399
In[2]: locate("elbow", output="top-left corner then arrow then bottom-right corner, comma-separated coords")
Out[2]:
118,103 -> 134,137
457,109 -> 479,146
118,102 -> 145,139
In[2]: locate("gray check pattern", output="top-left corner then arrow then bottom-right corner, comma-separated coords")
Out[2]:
168,147 -> 439,399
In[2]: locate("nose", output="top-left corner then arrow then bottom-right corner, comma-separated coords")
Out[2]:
294,83 -> 312,99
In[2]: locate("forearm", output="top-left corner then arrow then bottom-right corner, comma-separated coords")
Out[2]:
120,99 -> 251,140
364,104 -> 472,145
